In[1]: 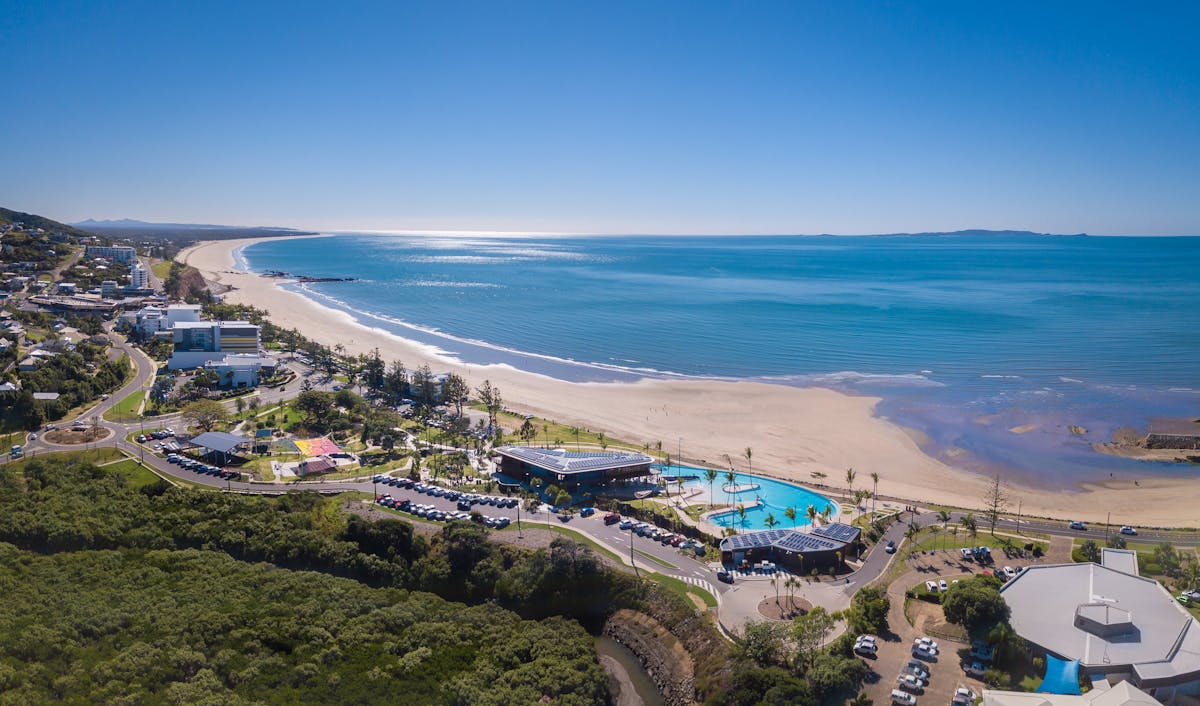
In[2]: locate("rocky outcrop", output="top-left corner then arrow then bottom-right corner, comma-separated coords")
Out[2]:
603,609 -> 696,706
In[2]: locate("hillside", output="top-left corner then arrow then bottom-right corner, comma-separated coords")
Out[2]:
0,206 -> 97,239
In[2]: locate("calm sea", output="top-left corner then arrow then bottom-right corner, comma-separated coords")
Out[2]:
240,234 -> 1200,487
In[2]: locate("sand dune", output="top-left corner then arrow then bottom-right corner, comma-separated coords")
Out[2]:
178,237 -> 1200,528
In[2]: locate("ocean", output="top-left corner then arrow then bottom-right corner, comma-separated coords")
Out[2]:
239,233 -> 1200,488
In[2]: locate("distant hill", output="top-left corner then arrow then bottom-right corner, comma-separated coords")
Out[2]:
1,207 -> 98,239
73,218 -> 317,241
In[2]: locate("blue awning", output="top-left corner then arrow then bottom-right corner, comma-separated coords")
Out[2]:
1036,655 -> 1082,695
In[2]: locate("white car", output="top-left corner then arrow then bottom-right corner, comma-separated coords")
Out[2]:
891,689 -> 917,705
913,645 -> 938,660
897,674 -> 925,692
960,548 -> 973,561
1002,566 -> 1017,580
926,580 -> 938,592
952,687 -> 978,705
914,637 -> 939,652
855,641 -> 877,656
1120,526 -> 1137,536
964,661 -> 987,677
938,579 -> 949,592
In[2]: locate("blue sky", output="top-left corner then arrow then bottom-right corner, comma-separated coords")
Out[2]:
1,1 -> 1197,234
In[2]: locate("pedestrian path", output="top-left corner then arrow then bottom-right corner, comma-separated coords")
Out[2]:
674,575 -> 719,602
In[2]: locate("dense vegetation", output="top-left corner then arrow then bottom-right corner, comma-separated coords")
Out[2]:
5,345 -> 129,427
0,547 -> 606,705
0,456 -> 736,702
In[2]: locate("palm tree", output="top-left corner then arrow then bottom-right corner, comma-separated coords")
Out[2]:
785,506 -> 797,528
929,525 -> 942,552
1180,558 -> 1200,592
764,512 -> 779,530
736,505 -> 748,534
725,468 -> 737,508
744,446 -> 753,476
845,467 -> 856,511
704,467 -> 718,509
870,471 -> 880,515
962,513 -> 979,546
820,504 -> 833,524
937,509 -> 953,551
771,574 -> 780,607
806,504 -> 817,526
905,521 -> 921,551
796,553 -> 805,578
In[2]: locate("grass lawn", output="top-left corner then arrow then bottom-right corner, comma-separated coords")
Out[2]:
103,389 -> 146,422
482,406 -> 650,454
151,260 -> 173,279
6,447 -> 124,468
105,459 -> 162,490
908,527 -> 1047,556
634,549 -> 678,569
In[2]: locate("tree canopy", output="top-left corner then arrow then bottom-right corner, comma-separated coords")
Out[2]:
942,573 -> 1010,630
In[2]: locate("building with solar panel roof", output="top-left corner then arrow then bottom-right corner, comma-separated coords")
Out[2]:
494,446 -> 655,487
719,522 -> 861,572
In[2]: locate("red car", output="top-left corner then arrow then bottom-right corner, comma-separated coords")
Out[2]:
604,513 -> 621,525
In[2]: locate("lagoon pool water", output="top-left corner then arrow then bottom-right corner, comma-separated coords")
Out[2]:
668,466 -> 839,531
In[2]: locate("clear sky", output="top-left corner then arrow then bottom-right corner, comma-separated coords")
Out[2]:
1,1 -> 1197,235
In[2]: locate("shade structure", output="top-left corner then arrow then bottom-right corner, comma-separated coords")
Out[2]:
1036,655 -> 1082,695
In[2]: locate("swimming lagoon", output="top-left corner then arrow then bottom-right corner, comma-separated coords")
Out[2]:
664,465 -> 839,531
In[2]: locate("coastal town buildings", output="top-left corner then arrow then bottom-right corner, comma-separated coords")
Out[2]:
129,261 -> 149,290
121,304 -> 202,338
202,354 -> 277,388
1000,562 -> 1200,702
167,320 -> 262,369
84,244 -> 136,263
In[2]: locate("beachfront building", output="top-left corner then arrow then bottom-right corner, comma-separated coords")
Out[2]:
167,320 -> 261,369
129,261 -> 149,290
983,680 -> 1159,706
100,280 -> 118,298
121,304 -> 202,338
494,446 -> 655,488
85,245 -> 136,263
202,354 -> 277,389
718,523 -> 861,572
1000,562 -> 1200,703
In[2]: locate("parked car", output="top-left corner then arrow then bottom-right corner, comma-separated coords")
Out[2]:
885,540 -> 897,554
579,507 -> 595,517
854,635 -> 878,656
896,674 -> 925,692
619,519 -> 635,530
964,661 -> 986,677
912,645 -> 938,660
938,579 -> 949,592
952,687 -> 977,705
913,637 -> 939,652
905,660 -> 930,680
1068,520 -> 1087,531
890,689 -> 917,706
1120,526 -> 1137,535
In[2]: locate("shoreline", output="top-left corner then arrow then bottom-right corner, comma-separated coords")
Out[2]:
178,236 -> 1200,528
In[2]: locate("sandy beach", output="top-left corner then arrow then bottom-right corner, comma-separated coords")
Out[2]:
180,237 -> 1200,527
